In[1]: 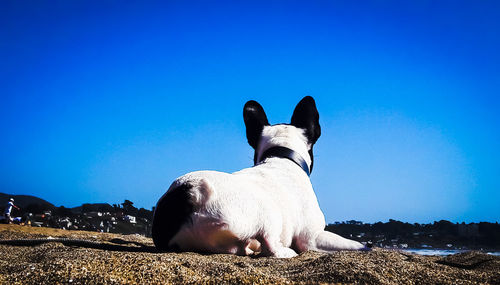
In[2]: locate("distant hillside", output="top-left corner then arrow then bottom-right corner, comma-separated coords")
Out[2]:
0,193 -> 117,213
0,192 -> 55,210
70,203 -> 114,213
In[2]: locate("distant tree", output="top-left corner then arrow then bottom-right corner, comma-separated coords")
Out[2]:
478,222 -> 500,246
121,200 -> 138,215
121,200 -> 132,209
24,203 -> 45,215
55,206 -> 73,217
433,220 -> 457,235
97,204 -> 113,213
137,208 -> 153,220
112,204 -> 121,213
81,203 -> 92,213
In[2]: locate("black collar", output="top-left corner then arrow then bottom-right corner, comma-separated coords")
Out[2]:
257,146 -> 311,176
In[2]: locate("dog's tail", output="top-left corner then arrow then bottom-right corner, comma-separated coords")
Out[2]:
151,182 -> 195,252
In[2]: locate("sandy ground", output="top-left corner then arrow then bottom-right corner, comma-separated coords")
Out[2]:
0,224 -> 498,284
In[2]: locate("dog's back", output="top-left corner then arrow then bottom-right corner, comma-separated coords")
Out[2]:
153,157 -> 324,254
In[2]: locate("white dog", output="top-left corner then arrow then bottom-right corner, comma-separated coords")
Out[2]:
152,96 -> 369,258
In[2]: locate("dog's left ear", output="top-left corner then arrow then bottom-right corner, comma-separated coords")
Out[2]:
243,100 -> 269,149
291,96 -> 321,145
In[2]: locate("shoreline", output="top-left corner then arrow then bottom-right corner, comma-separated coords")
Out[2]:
404,248 -> 500,256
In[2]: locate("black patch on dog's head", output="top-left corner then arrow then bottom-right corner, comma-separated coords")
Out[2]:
243,100 -> 269,150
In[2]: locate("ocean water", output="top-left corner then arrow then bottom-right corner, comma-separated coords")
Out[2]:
403,248 -> 500,256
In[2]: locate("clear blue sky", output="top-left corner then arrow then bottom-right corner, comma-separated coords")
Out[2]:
1,1 -> 499,223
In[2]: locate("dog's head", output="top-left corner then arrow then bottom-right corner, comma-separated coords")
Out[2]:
243,96 -> 321,173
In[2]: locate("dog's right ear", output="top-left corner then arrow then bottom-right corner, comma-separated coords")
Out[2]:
243,100 -> 269,149
291,96 -> 321,145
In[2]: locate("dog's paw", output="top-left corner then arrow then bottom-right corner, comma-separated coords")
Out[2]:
274,247 -> 298,258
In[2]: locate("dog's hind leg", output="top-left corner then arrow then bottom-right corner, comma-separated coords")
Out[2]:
152,183 -> 195,251
256,235 -> 298,258
312,231 -> 369,252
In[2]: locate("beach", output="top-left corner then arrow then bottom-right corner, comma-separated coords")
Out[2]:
0,224 -> 498,284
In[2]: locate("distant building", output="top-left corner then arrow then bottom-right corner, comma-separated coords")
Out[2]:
85,212 -> 103,218
124,215 -> 136,224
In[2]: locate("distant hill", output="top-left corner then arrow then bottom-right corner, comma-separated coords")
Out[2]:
70,203 -> 114,213
0,193 -> 55,210
0,193 -> 118,214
